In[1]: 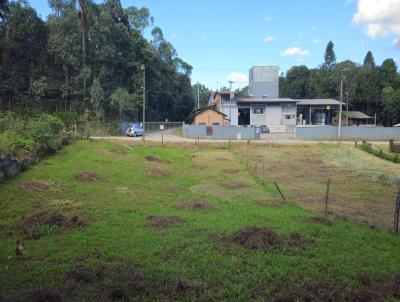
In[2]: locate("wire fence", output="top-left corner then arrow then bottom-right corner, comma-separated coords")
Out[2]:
66,121 -> 183,137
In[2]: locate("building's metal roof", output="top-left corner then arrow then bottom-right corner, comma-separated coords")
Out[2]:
236,97 -> 297,103
297,99 -> 344,106
346,111 -> 373,119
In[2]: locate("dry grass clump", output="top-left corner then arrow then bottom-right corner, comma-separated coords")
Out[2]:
176,200 -> 214,210
75,171 -> 103,182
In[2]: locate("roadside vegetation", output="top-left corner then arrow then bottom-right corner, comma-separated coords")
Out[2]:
1,140 -> 400,301
0,112 -> 72,158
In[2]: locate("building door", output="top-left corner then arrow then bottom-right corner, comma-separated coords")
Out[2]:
238,108 -> 250,125
266,104 -> 282,126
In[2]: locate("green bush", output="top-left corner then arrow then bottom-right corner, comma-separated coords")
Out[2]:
0,112 -> 70,157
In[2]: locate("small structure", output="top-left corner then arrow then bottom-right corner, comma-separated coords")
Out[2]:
191,106 -> 230,126
394,123 -> 400,127
297,99 -> 343,125
345,111 -> 373,126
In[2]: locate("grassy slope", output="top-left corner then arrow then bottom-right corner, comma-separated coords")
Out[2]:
0,140 -> 400,301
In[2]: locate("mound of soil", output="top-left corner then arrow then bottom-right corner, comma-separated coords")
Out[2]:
220,181 -> 249,190
346,288 -> 384,302
67,267 -> 105,283
74,171 -> 103,182
19,180 -> 53,193
146,215 -> 185,228
215,156 -> 228,161
20,210 -> 86,239
227,227 -> 281,251
306,216 -> 335,227
23,289 -> 62,302
144,155 -> 159,162
385,273 -> 400,297
147,168 -> 169,178
223,168 -> 239,174
176,200 -> 214,211
226,227 -> 313,252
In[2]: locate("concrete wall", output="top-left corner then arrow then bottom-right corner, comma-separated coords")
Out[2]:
295,125 -> 400,140
250,104 -> 266,126
182,124 -> 260,139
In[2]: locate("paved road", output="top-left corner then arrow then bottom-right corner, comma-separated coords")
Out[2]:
90,129 -> 388,145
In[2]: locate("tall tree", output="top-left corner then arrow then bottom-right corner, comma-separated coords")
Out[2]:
363,51 -> 376,69
323,41 -> 336,71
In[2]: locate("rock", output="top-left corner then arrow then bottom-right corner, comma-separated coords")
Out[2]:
4,161 -> 21,178
0,170 -> 5,182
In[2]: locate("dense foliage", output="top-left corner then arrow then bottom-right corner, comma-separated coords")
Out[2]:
0,112 -> 70,157
280,41 -> 400,126
0,0 -> 195,122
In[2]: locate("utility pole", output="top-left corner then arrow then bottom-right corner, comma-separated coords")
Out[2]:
141,64 -> 145,140
345,92 -> 349,126
229,80 -> 234,124
338,68 -> 350,138
197,81 -> 200,109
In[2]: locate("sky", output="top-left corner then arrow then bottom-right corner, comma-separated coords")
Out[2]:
31,0 -> 400,90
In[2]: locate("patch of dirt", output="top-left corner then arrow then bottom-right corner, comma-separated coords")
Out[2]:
66,267 -> 106,283
147,168 -> 169,178
226,227 -> 281,251
20,210 -> 87,239
74,171 -> 103,182
176,200 -> 214,211
144,155 -> 171,163
146,215 -> 185,228
220,181 -> 250,190
346,288 -> 385,302
226,227 -> 313,252
144,155 -> 159,162
223,168 -> 239,174
22,289 -> 62,302
306,216 -> 335,227
19,180 -> 54,193
215,156 -> 228,161
385,273 -> 400,297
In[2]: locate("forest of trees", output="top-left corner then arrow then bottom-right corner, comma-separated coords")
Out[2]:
279,41 -> 400,126
0,0 -> 195,122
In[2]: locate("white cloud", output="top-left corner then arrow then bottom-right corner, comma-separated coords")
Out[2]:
394,38 -> 400,47
310,26 -> 317,32
227,71 -> 248,83
263,36 -> 274,43
312,38 -> 321,44
352,0 -> 400,40
170,33 -> 177,39
281,47 -> 310,57
263,14 -> 272,22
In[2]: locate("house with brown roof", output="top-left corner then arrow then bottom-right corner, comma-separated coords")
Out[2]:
191,106 -> 230,126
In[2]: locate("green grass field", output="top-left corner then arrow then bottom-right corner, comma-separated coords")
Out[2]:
1,140 -> 400,301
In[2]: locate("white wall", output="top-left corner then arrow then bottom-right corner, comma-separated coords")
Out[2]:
222,105 -> 238,125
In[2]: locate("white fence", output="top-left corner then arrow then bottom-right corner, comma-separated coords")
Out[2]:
182,124 -> 261,140
295,125 -> 400,140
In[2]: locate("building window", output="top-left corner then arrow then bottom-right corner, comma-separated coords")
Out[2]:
212,122 -> 220,125
284,114 -> 296,120
199,123 -> 206,125
253,107 -> 264,114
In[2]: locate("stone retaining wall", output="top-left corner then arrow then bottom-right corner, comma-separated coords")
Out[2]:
0,155 -> 38,182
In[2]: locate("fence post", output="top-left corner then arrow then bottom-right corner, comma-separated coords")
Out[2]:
325,178 -> 331,216
274,181 -> 287,202
74,123 -> 77,138
394,182 -> 400,235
